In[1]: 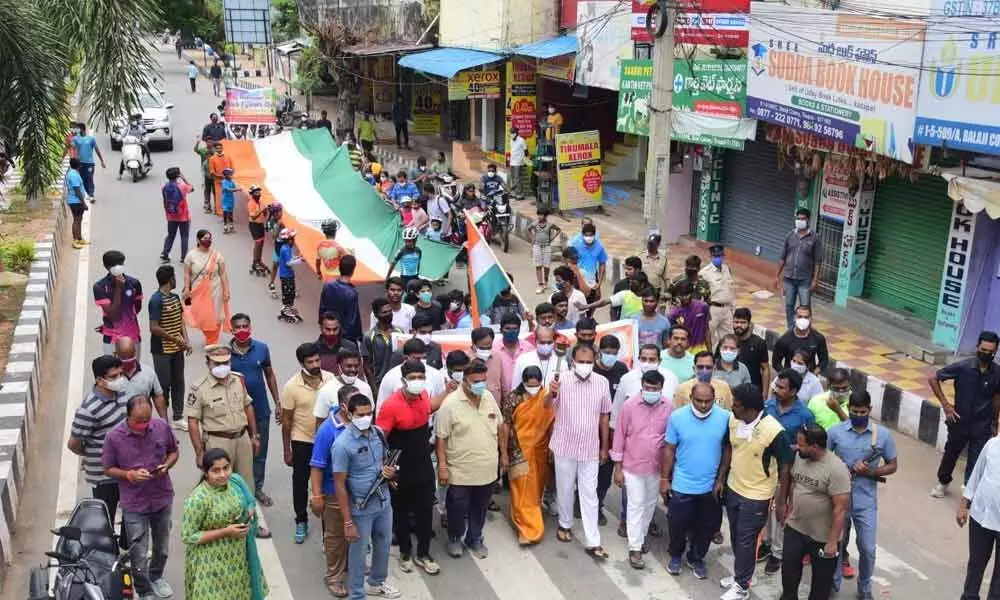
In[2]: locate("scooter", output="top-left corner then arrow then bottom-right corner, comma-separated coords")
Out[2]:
29,498 -> 140,600
120,135 -> 150,183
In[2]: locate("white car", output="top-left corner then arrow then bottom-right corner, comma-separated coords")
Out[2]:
110,90 -> 175,151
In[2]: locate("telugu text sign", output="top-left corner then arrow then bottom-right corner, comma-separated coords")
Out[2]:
746,5 -> 925,163
675,12 -> 749,47
673,59 -> 747,118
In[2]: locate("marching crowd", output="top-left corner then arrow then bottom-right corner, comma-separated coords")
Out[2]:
59,109 -> 1000,600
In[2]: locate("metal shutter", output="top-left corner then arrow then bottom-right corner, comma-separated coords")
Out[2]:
862,175 -> 952,322
720,141 -> 798,261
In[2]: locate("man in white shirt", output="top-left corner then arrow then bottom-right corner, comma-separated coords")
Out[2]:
376,338 -> 447,411
511,326 -> 568,390
312,347 -> 373,427
369,277 -> 415,333
427,190 -> 453,237
551,266 -> 588,325
612,343 -> 680,429
509,129 -> 529,200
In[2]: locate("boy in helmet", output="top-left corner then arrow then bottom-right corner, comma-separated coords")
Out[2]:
315,220 -> 352,282
276,228 -> 304,322
247,184 -> 269,275
386,228 -> 422,286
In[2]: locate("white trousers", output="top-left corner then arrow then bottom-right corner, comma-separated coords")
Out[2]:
624,471 -> 660,552
555,456 -> 601,548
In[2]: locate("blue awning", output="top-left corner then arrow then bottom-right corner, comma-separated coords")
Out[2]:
398,48 -> 505,79
513,34 -> 577,59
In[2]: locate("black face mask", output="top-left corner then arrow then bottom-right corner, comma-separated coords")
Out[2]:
378,314 -> 392,326
979,351 -> 996,365
797,449 -> 811,460
305,367 -> 322,377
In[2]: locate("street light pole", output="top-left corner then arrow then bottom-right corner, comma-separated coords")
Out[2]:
642,3 -> 676,231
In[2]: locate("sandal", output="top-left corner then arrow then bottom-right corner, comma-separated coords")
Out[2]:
556,527 -> 573,543
628,550 -> 645,570
616,521 -> 627,538
327,582 -> 348,598
586,546 -> 609,561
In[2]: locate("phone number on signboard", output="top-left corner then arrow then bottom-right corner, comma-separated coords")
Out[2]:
751,106 -> 802,129
801,119 -> 845,141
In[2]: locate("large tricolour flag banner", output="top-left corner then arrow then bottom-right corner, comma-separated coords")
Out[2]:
465,212 -> 518,327
225,129 -> 459,282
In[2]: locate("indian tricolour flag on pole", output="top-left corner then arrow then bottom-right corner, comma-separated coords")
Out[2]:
465,211 -> 519,327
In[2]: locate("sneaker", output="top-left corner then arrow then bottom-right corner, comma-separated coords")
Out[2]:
535,286 -> 544,294
755,542 -> 772,562
720,581 -> 751,600
930,482 -> 948,498
446,540 -> 463,558
159,254 -> 170,263
841,560 -> 857,579
467,540 -> 489,559
150,578 -> 173,598
667,556 -> 683,575
294,522 -> 307,544
687,558 -> 707,579
765,555 -> 781,574
171,418 -> 188,432
398,554 -> 413,573
413,555 -> 440,575
712,530 -> 725,544
365,582 -> 401,598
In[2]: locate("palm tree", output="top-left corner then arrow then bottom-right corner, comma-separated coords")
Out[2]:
0,0 -> 161,200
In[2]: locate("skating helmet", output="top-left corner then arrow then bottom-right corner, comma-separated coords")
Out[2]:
222,167 -> 234,176
248,184 -> 262,195
402,227 -> 419,240
321,219 -> 340,236
278,228 -> 296,240
398,195 -> 413,205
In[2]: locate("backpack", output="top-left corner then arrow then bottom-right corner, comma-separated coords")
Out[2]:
162,181 -> 183,215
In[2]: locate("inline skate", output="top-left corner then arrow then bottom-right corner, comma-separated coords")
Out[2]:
278,305 -> 303,323
250,261 -> 270,276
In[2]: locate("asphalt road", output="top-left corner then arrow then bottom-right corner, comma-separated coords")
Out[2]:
0,46 -> 980,600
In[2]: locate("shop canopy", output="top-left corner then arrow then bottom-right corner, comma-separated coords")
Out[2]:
398,47 -> 505,78
514,34 -> 577,59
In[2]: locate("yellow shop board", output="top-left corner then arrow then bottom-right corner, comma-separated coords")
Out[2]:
449,70 -> 501,101
505,60 -> 538,164
556,131 -> 603,210
412,83 -> 442,135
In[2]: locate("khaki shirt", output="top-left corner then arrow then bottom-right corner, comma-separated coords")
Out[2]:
699,263 -> 735,305
435,388 -> 501,486
281,370 -> 334,443
673,378 -> 734,410
185,373 -> 252,433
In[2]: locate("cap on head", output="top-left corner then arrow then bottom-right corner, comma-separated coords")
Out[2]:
709,244 -> 724,256
205,344 -> 232,363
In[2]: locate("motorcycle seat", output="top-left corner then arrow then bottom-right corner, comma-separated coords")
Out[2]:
56,499 -> 119,560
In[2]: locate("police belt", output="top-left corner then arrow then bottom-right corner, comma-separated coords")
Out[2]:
205,427 -> 247,439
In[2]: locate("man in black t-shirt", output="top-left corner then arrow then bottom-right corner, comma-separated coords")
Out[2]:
731,307 -> 770,389
772,305 -> 829,374
413,280 -> 445,330
594,334 -> 630,527
209,60 -> 223,96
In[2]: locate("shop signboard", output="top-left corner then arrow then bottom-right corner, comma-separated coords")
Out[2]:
747,5 -> 925,163
632,0 -> 655,43
537,54 -> 577,83
834,175 -> 874,307
411,84 -> 441,135
505,60 -> 538,162
674,59 -> 747,118
695,149 -> 724,241
224,86 -> 277,124
577,0 -> 633,91
914,16 -> 1000,155
932,202 -> 978,351
617,59 -> 653,136
363,56 -> 394,114
818,170 -> 851,223
556,130 -> 603,210
675,12 -> 749,47
448,70 -> 502,101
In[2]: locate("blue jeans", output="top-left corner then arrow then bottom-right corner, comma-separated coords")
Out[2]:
79,162 -> 96,197
253,415 -> 270,493
446,484 -> 492,545
348,502 -> 393,600
725,490 -> 770,589
783,277 -> 812,329
834,500 -> 877,597
668,491 -> 722,563
162,220 -> 190,260
122,505 -> 172,595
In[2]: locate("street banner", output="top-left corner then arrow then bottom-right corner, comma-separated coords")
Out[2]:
224,86 -> 277,124
818,171 -> 851,224
411,83 -> 442,135
392,319 -> 639,368
632,0 -> 656,43
577,0 -> 633,91
914,16 -> 1000,154
224,129 -> 459,282
747,4 -> 925,163
675,12 -> 749,47
537,54 -> 576,83
505,60 -> 538,162
556,131 -> 603,210
674,59 -> 747,118
617,59 -> 654,136
448,70 -> 502,101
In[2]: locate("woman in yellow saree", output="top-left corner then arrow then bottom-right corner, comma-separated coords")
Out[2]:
183,229 -> 231,345
502,366 -> 555,545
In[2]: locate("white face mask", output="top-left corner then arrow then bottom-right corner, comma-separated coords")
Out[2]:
641,390 -> 661,405
525,385 -> 541,396
109,265 -> 125,277
104,376 -> 128,393
574,363 -> 593,379
416,333 -> 432,344
475,349 -> 492,361
353,415 -> 372,430
340,374 -> 357,385
405,379 -> 426,395
449,302 -> 461,312
210,365 -> 231,379
795,317 -> 811,331
583,235 -> 595,244
450,370 -> 464,383
791,363 -> 808,374
536,343 -> 554,357
692,405 -> 713,419
720,350 -> 739,363
638,360 -> 657,373
795,218 -> 809,230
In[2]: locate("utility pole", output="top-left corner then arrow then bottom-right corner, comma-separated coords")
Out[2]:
642,4 -> 675,231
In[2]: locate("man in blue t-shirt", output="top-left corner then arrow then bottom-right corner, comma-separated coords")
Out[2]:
636,289 -> 671,348
386,236 -> 422,286
662,381 -> 731,577
570,222 -> 608,294
387,171 -> 419,208
71,123 -> 106,201
310,389 -> 350,596
65,158 -> 89,248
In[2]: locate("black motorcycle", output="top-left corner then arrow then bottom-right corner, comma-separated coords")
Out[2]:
29,499 -> 140,600
485,189 -> 513,253
276,96 -> 308,128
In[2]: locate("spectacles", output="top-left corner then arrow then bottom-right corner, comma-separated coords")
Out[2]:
695,365 -> 714,371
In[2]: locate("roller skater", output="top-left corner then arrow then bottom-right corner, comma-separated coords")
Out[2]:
315,219 -> 352,282
247,184 -> 270,276
265,202 -> 284,297
276,228 -> 303,323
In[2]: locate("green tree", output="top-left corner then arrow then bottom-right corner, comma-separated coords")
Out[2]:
159,0 -> 224,45
0,0 -> 161,200
271,0 -> 301,42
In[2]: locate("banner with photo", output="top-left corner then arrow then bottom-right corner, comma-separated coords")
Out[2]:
505,60 -> 538,162
617,59 -> 653,136
224,86 -> 278,124
556,131 -> 603,210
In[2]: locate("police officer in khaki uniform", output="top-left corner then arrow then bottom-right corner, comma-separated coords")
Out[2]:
700,244 -> 736,351
186,344 -> 261,493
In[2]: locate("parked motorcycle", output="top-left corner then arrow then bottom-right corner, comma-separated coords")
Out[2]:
485,189 -> 513,253
120,135 -> 151,183
29,498 -> 140,600
276,96 -> 308,128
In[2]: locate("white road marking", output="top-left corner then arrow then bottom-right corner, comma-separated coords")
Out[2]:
472,516 -> 566,600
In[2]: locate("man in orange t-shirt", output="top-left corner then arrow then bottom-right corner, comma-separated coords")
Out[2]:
315,220 -> 353,281
207,142 -> 234,215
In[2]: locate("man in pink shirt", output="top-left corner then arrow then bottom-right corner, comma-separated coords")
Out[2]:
547,344 -> 611,560
611,369 -> 673,569
492,313 -> 534,400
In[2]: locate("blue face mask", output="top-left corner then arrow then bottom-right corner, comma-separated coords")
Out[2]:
469,381 -> 487,396
850,414 -> 869,429
642,390 -> 661,404
600,352 -> 617,368
418,291 -> 433,303
712,256 -> 723,268
502,329 -> 519,344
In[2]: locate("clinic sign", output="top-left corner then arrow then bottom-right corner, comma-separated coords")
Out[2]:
914,15 -> 1000,154
746,5 -> 925,163
696,149 -> 724,241
834,176 -> 874,307
932,202 -> 978,350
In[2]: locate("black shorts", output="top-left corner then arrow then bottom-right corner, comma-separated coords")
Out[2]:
280,276 -> 296,305
69,203 -> 86,217
249,222 -> 266,241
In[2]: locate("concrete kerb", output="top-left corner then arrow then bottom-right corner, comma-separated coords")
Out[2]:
0,159 -> 69,568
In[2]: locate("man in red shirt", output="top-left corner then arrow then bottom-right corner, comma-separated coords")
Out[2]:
160,167 -> 192,263
376,359 -> 453,576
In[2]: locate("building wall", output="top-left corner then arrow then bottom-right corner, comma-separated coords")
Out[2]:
297,0 -> 429,42
440,0 -> 559,51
